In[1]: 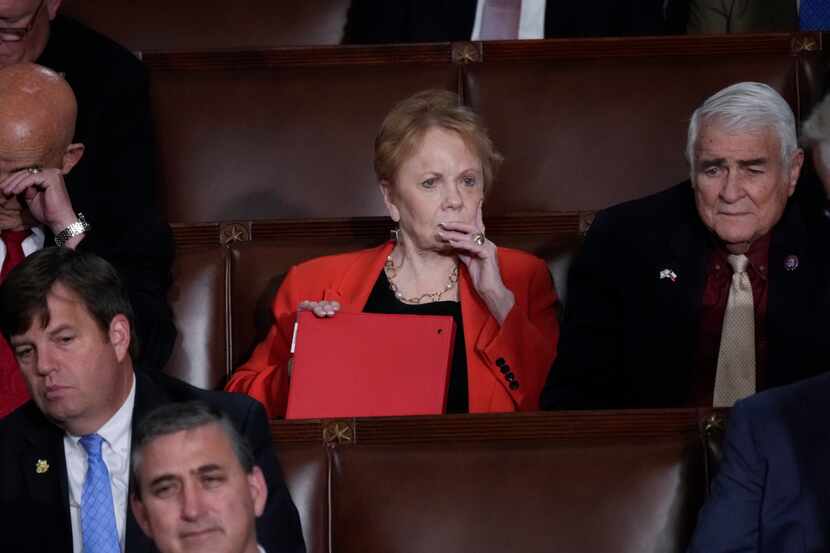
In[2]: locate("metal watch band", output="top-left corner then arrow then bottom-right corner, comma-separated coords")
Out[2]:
54,213 -> 91,247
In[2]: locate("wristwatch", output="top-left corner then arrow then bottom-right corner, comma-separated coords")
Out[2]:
54,213 -> 91,247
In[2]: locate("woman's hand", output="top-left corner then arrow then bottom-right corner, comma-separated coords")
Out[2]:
438,201 -> 515,324
298,300 -> 340,318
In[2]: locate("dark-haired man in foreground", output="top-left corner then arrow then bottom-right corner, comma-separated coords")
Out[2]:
0,248 -> 305,553
131,402 -> 269,553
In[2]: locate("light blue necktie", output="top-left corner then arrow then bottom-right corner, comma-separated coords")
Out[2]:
801,0 -> 830,31
80,434 -> 120,553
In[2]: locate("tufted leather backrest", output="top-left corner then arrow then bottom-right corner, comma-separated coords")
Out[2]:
273,408 -> 714,553
142,34 -> 823,224
60,0 -> 350,51
165,245 -> 230,388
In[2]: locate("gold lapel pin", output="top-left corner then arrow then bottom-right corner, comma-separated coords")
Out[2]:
35,459 -> 49,474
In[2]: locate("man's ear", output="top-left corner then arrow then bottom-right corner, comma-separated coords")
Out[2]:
248,466 -> 268,518
130,493 -> 154,538
378,180 -> 400,223
61,143 -> 85,175
46,0 -> 63,21
108,314 -> 131,363
787,148 -> 805,197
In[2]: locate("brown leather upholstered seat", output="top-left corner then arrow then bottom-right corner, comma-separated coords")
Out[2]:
164,245 -> 230,388
278,445 -> 330,553
145,34 -> 819,223
60,0 -> 351,51
274,409 -> 711,553
150,65 -> 458,223
469,53 -> 801,214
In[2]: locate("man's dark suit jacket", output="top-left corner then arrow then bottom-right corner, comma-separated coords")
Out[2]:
688,371 -> 830,551
342,0 -> 676,44
36,16 -> 176,371
541,181 -> 830,409
0,370 -> 306,553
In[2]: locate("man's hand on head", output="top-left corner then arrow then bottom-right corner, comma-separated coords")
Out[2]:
0,167 -> 78,236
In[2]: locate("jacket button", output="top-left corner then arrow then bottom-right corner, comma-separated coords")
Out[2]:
496,357 -> 506,367
499,365 -> 510,374
506,372 -> 516,383
509,381 -> 519,390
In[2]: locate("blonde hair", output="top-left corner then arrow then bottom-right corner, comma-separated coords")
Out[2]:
374,89 -> 502,190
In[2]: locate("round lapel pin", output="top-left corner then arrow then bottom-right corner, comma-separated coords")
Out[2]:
784,255 -> 799,272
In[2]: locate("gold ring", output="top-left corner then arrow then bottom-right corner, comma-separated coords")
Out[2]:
472,232 -> 485,246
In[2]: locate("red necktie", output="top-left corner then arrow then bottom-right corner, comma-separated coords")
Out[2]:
0,229 -> 31,418
480,0 -> 522,40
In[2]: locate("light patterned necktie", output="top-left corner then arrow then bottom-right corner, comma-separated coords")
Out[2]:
712,254 -> 756,407
80,434 -> 120,553
479,0 -> 522,40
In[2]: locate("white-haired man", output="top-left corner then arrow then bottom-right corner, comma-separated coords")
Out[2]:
542,81 -> 828,409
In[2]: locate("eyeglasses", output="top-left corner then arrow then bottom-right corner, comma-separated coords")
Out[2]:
0,0 -> 45,43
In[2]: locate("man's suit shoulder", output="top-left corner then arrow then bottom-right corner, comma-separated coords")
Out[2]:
0,400 -> 52,441
138,370 -> 264,422
593,183 -> 693,232
582,183 -> 697,261
50,15 -> 145,72
733,370 -> 830,424
281,243 -> 388,292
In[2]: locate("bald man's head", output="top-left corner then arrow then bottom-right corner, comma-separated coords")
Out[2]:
0,63 -> 80,171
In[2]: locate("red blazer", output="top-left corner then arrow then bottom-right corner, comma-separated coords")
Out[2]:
226,242 -> 559,418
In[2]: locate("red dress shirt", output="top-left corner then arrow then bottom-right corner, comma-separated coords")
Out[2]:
692,233 -> 770,406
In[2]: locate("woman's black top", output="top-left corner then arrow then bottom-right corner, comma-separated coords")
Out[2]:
362,270 -> 469,413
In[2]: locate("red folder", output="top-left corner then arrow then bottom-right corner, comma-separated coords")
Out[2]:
285,311 -> 456,419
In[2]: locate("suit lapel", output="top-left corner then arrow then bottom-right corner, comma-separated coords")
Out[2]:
648,187 -> 709,401
766,201 -> 815,387
124,371 -> 167,553
457,263 -> 499,409
655,193 -> 708,340
18,406 -> 73,553
324,241 -> 393,312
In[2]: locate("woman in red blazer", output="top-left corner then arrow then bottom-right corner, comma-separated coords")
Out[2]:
226,90 -> 559,418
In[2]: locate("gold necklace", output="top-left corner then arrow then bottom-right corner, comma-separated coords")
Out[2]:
384,255 -> 458,304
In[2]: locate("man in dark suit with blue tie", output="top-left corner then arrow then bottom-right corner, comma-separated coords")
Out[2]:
0,248 -> 306,553
688,370 -> 830,551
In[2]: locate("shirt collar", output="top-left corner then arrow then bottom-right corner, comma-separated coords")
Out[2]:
711,231 -> 771,280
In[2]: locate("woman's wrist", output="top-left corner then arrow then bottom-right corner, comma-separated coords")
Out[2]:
481,287 -> 515,325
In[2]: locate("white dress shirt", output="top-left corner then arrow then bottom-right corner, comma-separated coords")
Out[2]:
0,226 -> 45,265
64,372 -> 136,553
471,0 -> 547,39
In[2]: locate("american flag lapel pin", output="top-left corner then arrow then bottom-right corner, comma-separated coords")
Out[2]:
659,268 -> 678,282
